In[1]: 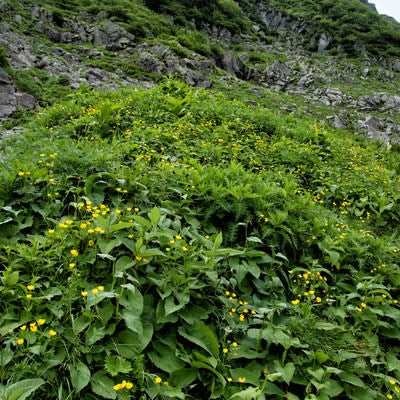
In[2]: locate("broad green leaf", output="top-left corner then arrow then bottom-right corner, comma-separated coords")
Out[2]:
118,284 -> 143,313
149,342 -> 185,373
307,367 -> 325,382
321,379 -> 344,397
230,366 -> 262,386
72,314 -> 92,335
115,256 -> 135,273
178,321 -> 219,358
229,387 -> 264,400
69,361 -> 91,393
273,361 -> 295,384
213,232 -> 223,249
314,351 -> 330,364
110,221 -> 134,233
0,345 -> 13,367
164,295 -> 190,316
3,378 -> 45,400
97,238 -> 122,254
169,368 -> 197,388
104,355 -> 132,376
121,310 -> 143,335
91,371 -> 117,399
149,207 -> 161,226
339,372 -> 366,388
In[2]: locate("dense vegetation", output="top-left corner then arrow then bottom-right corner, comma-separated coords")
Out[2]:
1,80 -> 400,399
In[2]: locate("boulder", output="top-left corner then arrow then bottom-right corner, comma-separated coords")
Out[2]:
0,68 -> 16,118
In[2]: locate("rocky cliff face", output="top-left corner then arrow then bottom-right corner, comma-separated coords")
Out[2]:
0,0 -> 400,143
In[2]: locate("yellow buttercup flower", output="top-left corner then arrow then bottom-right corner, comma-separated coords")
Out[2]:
17,338 -> 24,345
70,249 -> 79,257
38,319 -> 46,325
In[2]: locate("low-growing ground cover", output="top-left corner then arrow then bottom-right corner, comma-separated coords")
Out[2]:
1,80 -> 400,399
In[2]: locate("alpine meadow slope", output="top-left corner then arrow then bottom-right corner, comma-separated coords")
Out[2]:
1,1 -> 400,400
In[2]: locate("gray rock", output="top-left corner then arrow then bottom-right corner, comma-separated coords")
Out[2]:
318,33 -> 331,54
220,52 -> 251,79
15,92 -> 36,110
0,68 -> 16,118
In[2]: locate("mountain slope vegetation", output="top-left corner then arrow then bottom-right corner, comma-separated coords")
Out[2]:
1,1 -> 400,400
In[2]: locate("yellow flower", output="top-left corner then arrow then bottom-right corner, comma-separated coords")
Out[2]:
70,249 -> 79,257
225,291 -> 230,296
81,291 -> 88,297
239,314 -> 245,321
38,319 -> 46,325
291,299 -> 300,305
65,220 -> 73,225
175,235 -> 182,240
232,342 -> 238,348
316,297 -> 322,303
49,330 -> 57,337
361,302 -> 367,308
26,285 -> 35,291
125,382 -> 133,390
88,240 -> 94,247
26,294 -> 32,299
88,228 -> 95,234
20,325 -> 27,331
48,229 -> 55,234
134,207 -> 139,212
155,377 -> 162,384
80,223 -> 87,229
69,263 -> 76,269
17,338 -> 24,345
18,171 -> 25,176
387,394 -> 393,399
97,285 -> 104,291
389,380 -> 396,385
223,348 -> 229,354
238,377 -> 246,383
181,246 -> 188,252
227,377 -> 233,382
91,288 -> 99,295
29,323 -> 38,332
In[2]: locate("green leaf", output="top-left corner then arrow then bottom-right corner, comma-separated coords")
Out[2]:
307,367 -> 325,382
97,238 -> 122,254
149,207 -> 161,226
91,371 -> 117,399
104,355 -> 132,376
314,351 -> 330,364
339,372 -> 366,388
3,379 -> 45,400
213,232 -> 223,249
164,294 -> 190,316
229,387 -> 264,400
178,321 -> 219,358
169,368 -> 197,388
110,221 -> 134,233
69,361 -> 91,393
115,256 -> 135,273
273,361 -> 295,384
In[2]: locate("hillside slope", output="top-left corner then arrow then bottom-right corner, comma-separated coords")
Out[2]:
1,1 -> 400,400
1,0 -> 400,142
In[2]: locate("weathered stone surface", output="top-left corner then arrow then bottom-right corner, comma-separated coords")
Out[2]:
15,93 -> 36,110
0,68 -> 16,118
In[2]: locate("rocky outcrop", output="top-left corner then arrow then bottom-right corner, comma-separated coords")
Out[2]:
0,68 -> 35,119
135,43 -> 213,87
0,68 -> 16,118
